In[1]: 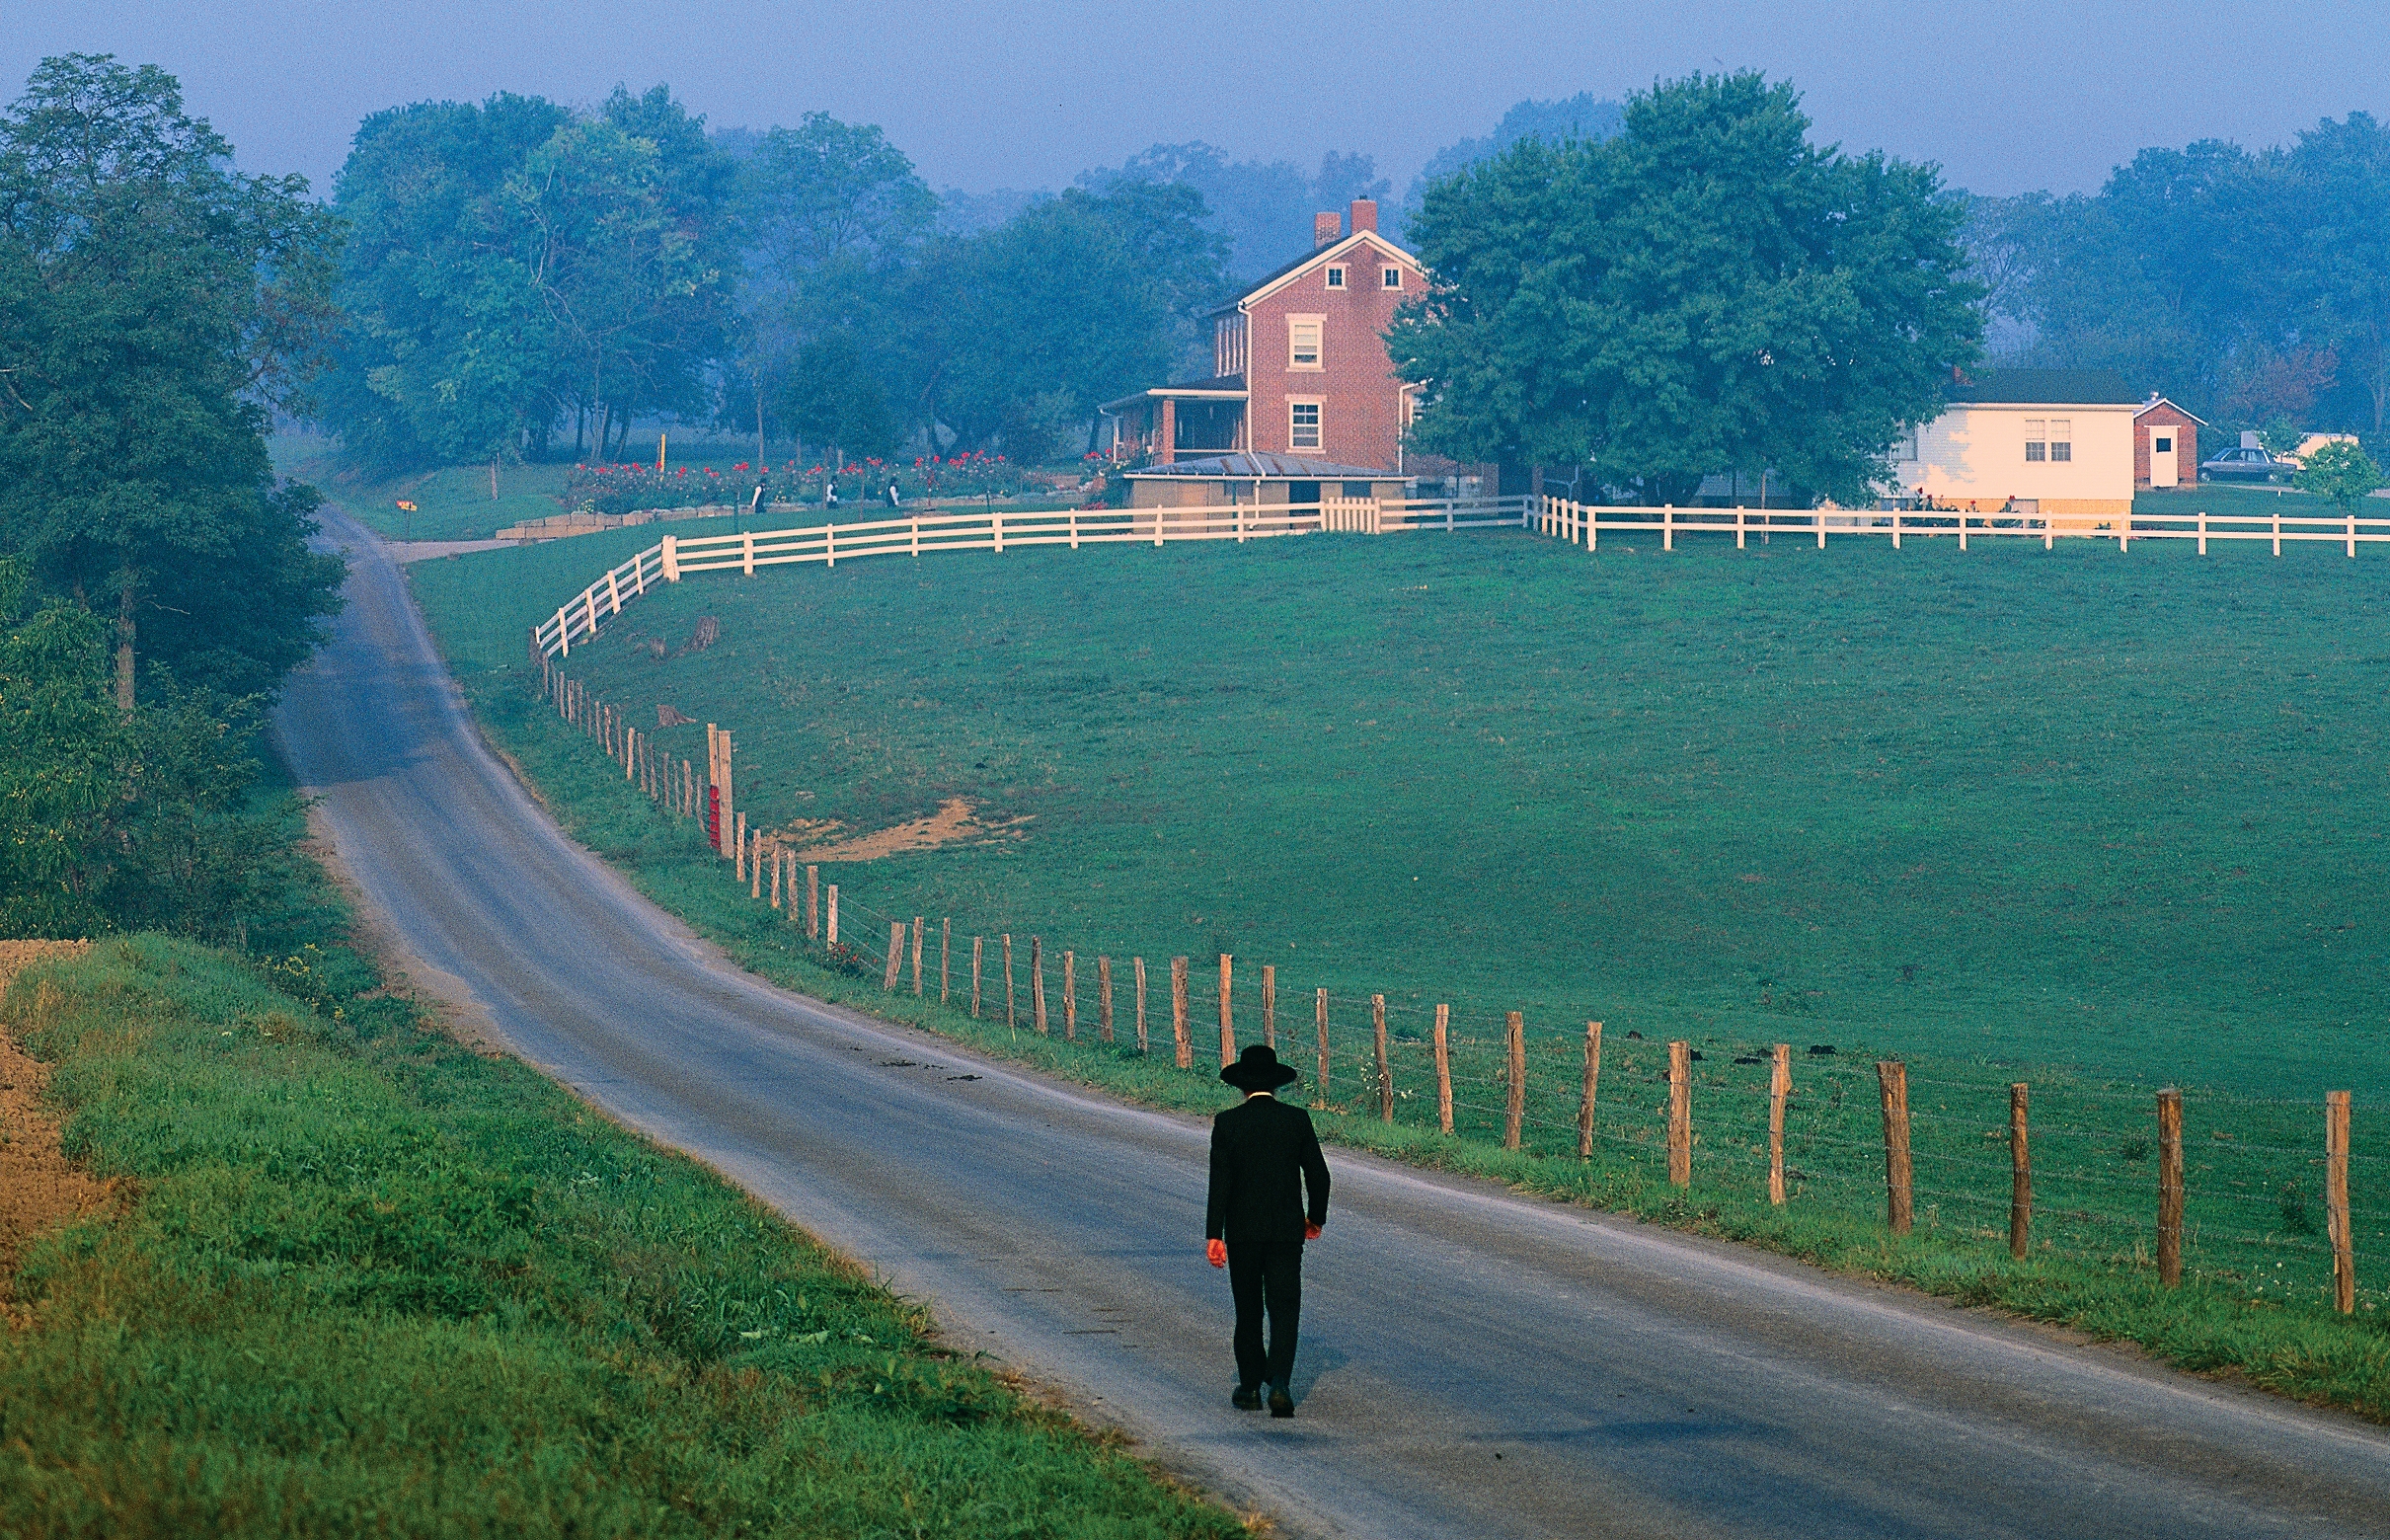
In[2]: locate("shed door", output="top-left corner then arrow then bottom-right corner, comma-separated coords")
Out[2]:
2149,427 -> 2178,487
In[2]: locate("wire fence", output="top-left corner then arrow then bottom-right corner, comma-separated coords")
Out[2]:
529,650 -> 2375,1319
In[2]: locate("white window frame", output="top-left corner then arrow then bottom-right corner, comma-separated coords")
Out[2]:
1383,266 -> 1402,289
2023,418 -> 2047,463
1893,427 -> 1918,462
1287,314 -> 1324,370
2049,419 -> 2072,463
1325,266 -> 1346,290
1288,399 -> 1322,450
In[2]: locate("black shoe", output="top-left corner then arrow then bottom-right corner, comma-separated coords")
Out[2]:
1268,1387 -> 1294,1419
1231,1384 -> 1263,1411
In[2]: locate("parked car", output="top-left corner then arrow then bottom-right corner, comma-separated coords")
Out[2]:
2198,445 -> 2288,483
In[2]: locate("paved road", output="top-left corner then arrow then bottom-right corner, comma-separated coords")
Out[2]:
275,510 -> 2390,1540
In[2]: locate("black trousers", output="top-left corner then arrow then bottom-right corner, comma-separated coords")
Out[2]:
1225,1236 -> 1304,1391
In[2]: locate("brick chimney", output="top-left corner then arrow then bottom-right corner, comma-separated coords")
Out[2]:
1349,198 -> 1378,234
1314,210 -> 1343,248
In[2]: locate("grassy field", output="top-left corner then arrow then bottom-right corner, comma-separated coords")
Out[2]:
406,519 -> 2390,1403
0,925 -> 1243,1537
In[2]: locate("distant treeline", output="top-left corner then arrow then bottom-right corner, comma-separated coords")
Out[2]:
315,89 -> 1637,475
1967,123 -> 2390,444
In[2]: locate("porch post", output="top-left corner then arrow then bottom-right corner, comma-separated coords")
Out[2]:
1159,397 -> 1177,466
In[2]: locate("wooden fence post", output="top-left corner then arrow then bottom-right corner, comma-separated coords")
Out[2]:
1218,955 -> 1234,1067
748,828 -> 761,898
1315,989 -> 1331,1100
1134,957 -> 1148,1053
1262,964 -> 1276,1048
826,885 -> 838,948
1578,1022 -> 1602,1160
941,919 -> 951,1004
769,849 -> 782,909
2329,1090 -> 2354,1315
1877,1061 -> 1912,1234
1433,1004 -> 1453,1134
1770,1044 -> 1792,1205
1172,958 -> 1191,1068
1032,938 -> 1046,1034
807,866 -> 819,939
1004,935 -> 1015,1029
884,922 -> 904,990
2010,1083 -> 2032,1259
1373,994 -> 1391,1122
971,937 -> 983,1018
1667,1040 -> 1692,1187
1098,956 -> 1114,1042
1062,950 -> 1076,1040
1504,1011 -> 1526,1151
735,813 -> 748,885
2157,1088 -> 2184,1286
911,917 -> 924,995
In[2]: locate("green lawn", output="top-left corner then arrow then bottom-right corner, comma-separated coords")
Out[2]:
0,934 -> 1243,1539
408,522 -> 2390,1376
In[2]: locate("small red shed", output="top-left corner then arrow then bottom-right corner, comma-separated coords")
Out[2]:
2133,397 -> 2204,489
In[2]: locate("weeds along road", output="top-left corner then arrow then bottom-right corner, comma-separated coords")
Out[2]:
275,509 -> 2390,1540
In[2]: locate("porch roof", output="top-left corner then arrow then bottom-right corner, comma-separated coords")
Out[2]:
1099,375 -> 1248,413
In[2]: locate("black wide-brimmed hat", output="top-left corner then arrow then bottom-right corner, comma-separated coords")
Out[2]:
1222,1043 -> 1300,1092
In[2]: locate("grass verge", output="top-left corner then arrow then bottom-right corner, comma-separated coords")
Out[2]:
0,929 -> 1246,1537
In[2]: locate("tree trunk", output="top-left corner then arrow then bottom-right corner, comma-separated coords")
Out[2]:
115,578 -> 136,712
756,377 -> 766,469
490,455 -> 501,500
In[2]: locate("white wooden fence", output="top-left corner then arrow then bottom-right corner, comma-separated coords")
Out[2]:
1525,497 -> 2390,558
533,496 -> 1529,657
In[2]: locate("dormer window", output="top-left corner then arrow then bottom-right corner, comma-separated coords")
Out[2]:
1325,266 -> 1346,289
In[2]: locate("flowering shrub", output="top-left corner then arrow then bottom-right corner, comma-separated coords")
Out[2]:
564,454 -> 1031,516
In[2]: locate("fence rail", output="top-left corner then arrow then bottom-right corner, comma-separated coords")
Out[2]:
1525,496 -> 2390,557
532,497 -> 1532,658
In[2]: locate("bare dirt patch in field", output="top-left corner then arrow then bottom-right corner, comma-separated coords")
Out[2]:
0,941 -> 118,1297
776,798 -> 1031,864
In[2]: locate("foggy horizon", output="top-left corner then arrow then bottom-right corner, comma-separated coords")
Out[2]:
18,0 -> 2390,205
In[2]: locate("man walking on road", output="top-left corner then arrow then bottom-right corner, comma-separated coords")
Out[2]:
1206,1044 -> 1331,1418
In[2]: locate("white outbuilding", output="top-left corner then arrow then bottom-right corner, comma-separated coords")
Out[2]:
1891,368 -> 2139,528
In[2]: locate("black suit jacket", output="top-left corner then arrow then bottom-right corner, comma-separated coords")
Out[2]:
1205,1093 -> 1331,1245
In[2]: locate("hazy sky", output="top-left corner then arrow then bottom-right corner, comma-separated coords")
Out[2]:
15,0 -> 2390,200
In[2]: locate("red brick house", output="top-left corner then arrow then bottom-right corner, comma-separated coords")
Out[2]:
1102,199 -> 1426,481
2133,396 -> 2204,489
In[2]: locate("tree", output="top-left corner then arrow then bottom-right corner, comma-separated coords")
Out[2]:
2279,114 -> 2390,432
2292,437 -> 2383,512
322,86 -> 736,471
1078,142 -> 1386,281
910,186 -> 1225,457
1399,93 -> 1625,235
0,54 -> 345,706
1390,72 -> 1982,506
318,93 -> 573,471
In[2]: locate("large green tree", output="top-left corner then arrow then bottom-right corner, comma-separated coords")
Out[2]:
0,54 -> 345,705
322,86 -> 736,471
1390,72 -> 1982,506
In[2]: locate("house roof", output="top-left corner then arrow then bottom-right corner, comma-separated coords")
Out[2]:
1209,229 -> 1424,317
2134,394 -> 2209,425
1098,375 -> 1248,413
1945,368 -> 2140,406
1122,452 -> 1398,480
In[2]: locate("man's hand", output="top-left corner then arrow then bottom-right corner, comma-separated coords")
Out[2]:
1206,1238 -> 1227,1269
1304,1222 -> 1323,1241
